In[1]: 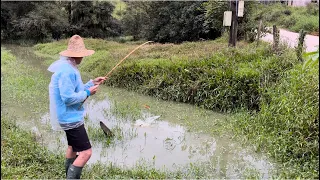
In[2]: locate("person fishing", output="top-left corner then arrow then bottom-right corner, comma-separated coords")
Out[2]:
47,35 -> 106,179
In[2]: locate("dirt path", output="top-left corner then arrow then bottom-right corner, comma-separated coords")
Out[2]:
261,28 -> 319,52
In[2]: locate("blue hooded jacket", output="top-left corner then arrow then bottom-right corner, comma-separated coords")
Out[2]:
48,57 -> 94,130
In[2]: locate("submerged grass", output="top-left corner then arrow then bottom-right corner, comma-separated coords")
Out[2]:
110,100 -> 143,120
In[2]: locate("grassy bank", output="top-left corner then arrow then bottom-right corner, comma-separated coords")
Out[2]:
253,2 -> 319,35
229,64 -> 319,178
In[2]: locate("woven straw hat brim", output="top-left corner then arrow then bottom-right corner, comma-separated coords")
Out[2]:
59,49 -> 95,57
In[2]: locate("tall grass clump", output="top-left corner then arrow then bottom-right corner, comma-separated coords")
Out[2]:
230,64 -> 319,179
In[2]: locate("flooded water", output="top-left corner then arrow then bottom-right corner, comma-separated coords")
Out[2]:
3,44 -> 274,179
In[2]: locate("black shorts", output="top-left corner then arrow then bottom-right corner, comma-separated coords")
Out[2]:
64,124 -> 91,152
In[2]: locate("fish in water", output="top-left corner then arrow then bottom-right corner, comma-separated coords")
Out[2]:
135,115 -> 160,127
100,121 -> 114,137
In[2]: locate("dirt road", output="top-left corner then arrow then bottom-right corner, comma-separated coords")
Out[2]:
261,29 -> 319,52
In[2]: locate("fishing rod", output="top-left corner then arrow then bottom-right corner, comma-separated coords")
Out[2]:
78,41 -> 153,110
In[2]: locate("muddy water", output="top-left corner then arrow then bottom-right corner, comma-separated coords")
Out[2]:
3,45 -> 274,178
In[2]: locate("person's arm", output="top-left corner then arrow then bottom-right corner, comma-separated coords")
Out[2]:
84,79 -> 94,89
58,72 -> 88,106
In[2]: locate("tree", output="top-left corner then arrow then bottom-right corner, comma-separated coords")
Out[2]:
1,1 -> 35,40
64,1 -> 121,38
121,1 -> 149,40
204,0 -> 258,42
1,1 -> 122,41
122,1 -> 210,43
16,2 -> 69,42
203,1 -> 229,39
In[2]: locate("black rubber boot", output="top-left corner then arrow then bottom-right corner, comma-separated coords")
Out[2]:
65,155 -> 78,176
65,157 -> 77,176
66,164 -> 83,179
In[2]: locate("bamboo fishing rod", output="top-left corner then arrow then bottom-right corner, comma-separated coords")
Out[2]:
78,41 -> 153,109
103,41 -> 153,79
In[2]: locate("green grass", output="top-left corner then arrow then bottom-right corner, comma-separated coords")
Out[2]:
1,114 -> 65,179
1,48 -> 49,112
1,47 -> 64,177
229,64 -> 319,179
253,2 -> 319,34
104,43 -> 297,112
34,36 -> 249,75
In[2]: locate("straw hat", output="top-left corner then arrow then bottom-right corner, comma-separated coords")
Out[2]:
59,35 -> 95,57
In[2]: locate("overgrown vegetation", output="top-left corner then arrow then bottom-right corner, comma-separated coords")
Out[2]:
229,64 -> 319,178
105,44 -> 298,112
253,2 -> 319,35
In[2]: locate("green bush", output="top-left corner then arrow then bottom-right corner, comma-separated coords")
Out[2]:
292,16 -> 319,33
306,2 -> 319,16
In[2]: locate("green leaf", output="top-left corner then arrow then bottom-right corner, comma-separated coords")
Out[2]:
303,48 -> 319,70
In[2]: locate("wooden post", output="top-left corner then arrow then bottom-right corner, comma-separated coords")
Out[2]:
273,25 -> 279,51
228,1 -> 238,47
296,29 -> 307,62
256,20 -> 263,47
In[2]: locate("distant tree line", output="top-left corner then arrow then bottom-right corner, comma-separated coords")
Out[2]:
1,0 -> 257,43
